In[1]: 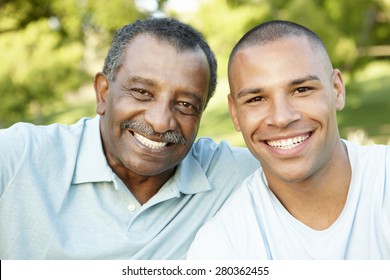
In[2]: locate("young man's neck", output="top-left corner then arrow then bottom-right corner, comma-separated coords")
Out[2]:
267,141 -> 351,230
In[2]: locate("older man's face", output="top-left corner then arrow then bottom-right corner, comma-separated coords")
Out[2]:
96,34 -> 210,178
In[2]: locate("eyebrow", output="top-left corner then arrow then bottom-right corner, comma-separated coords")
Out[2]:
127,76 -> 157,87
237,74 -> 321,98
289,75 -> 320,85
237,88 -> 262,98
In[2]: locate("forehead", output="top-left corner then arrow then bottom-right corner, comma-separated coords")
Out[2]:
119,33 -> 210,88
229,36 -> 327,90
231,36 -> 319,69
123,33 -> 204,62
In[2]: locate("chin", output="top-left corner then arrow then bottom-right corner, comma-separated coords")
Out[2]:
282,171 -> 314,185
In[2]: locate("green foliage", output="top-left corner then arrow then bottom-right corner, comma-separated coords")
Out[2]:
338,61 -> 390,144
0,0 -> 146,127
0,18 -> 87,126
0,0 -> 389,144
183,0 -> 270,76
83,0 -> 142,33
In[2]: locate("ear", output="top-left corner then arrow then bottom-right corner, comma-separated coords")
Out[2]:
94,72 -> 109,115
332,69 -> 346,111
228,94 -> 241,132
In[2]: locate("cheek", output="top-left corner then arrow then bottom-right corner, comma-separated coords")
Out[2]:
179,116 -> 200,139
309,99 -> 334,123
236,108 -> 263,134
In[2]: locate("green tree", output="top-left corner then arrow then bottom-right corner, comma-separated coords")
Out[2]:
192,0 -> 390,74
0,0 -> 146,127
1,0 -> 389,144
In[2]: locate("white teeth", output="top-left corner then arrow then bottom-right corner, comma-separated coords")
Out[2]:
267,134 -> 310,150
134,133 -> 167,149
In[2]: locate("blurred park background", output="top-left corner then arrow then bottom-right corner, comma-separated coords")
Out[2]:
1,0 -> 389,146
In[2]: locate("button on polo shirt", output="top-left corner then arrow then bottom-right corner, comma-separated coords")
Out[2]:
128,203 -> 137,212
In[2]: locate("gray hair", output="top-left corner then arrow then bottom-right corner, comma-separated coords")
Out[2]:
103,17 -> 217,107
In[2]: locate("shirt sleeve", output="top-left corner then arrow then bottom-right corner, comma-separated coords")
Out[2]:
186,214 -> 236,260
192,137 -> 259,180
187,171 -> 272,260
384,146 -> 390,234
187,178 -> 252,260
0,123 -> 29,197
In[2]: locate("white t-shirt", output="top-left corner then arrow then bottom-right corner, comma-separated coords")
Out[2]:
187,140 -> 390,259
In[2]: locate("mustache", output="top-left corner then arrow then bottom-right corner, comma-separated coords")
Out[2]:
121,120 -> 186,145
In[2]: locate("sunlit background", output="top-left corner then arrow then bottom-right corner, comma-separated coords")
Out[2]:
1,0 -> 389,146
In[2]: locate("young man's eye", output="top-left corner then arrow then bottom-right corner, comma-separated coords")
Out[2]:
295,87 -> 312,94
247,96 -> 264,103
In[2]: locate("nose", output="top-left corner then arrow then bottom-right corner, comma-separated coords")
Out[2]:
144,100 -> 177,134
265,96 -> 301,128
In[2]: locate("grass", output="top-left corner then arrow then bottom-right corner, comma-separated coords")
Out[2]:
338,61 -> 390,144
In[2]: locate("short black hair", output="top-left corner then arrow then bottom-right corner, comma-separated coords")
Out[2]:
103,17 -> 217,107
229,20 -> 328,68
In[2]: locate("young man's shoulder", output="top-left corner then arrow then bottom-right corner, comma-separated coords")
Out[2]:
344,139 -> 389,164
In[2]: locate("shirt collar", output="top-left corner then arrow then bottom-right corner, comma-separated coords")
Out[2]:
172,150 -> 212,195
72,115 -> 114,184
72,115 -> 211,195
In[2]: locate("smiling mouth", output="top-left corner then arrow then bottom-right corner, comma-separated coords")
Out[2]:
133,132 -> 168,150
266,133 -> 311,150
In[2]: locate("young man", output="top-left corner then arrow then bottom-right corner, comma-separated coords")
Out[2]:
0,17 -> 258,259
188,20 -> 389,259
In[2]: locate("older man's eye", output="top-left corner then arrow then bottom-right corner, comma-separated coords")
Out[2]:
128,88 -> 154,100
133,89 -> 149,95
176,101 -> 200,115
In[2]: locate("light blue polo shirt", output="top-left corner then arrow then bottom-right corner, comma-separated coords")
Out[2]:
0,116 -> 258,259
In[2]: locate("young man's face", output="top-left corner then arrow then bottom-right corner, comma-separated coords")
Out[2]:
228,36 -> 345,185
95,34 -> 210,178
